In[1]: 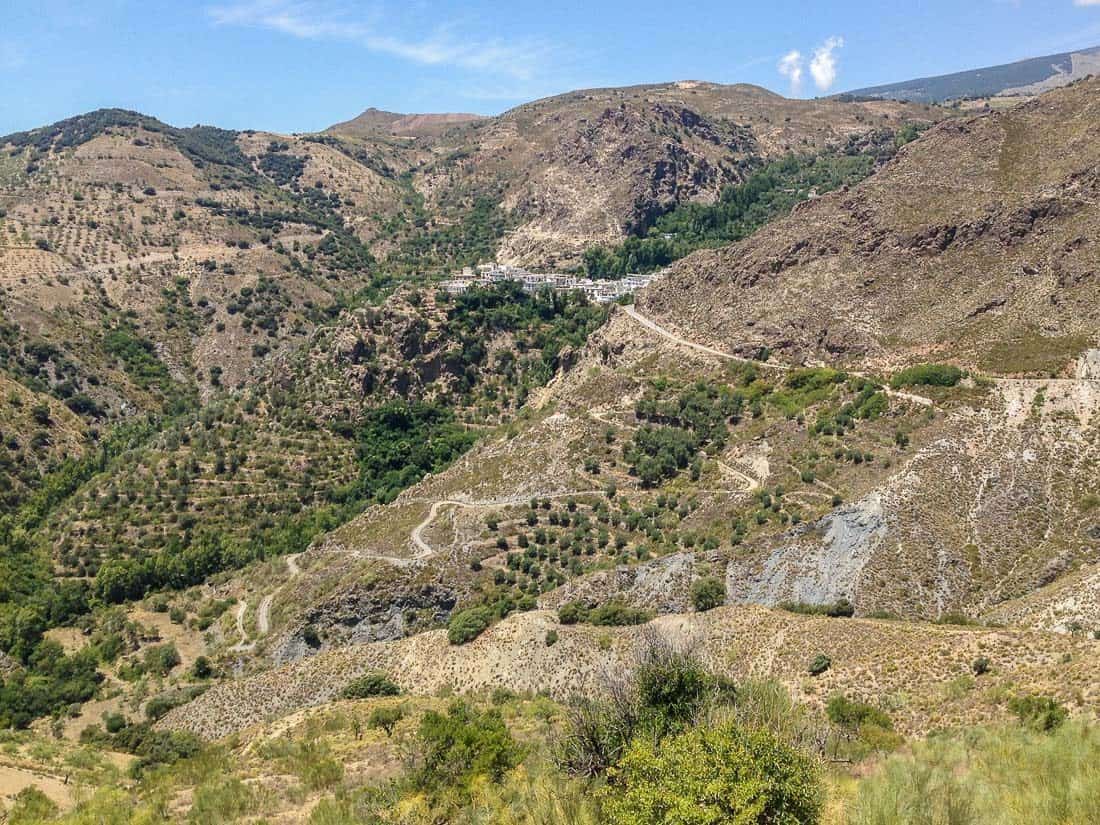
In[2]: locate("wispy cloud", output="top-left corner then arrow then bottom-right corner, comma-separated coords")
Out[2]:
1074,0 -> 1100,7
810,36 -> 844,91
207,0 -> 551,80
778,50 -> 804,94
777,36 -> 845,95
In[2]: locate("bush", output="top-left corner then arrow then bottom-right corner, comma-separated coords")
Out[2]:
587,601 -> 653,627
690,577 -> 725,612
602,723 -> 823,825
343,671 -> 400,699
1008,694 -> 1067,732
448,606 -> 493,645
142,643 -> 180,676
808,654 -> 831,676
191,656 -> 212,679
558,601 -> 588,625
558,643 -> 735,777
779,599 -> 854,618
545,629 -> 559,646
413,701 -> 523,794
7,787 -> 59,823
826,694 -> 893,733
890,363 -> 963,388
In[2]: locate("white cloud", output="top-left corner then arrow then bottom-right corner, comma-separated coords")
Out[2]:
207,0 -> 550,80
778,50 -> 804,94
810,36 -> 844,92
1074,0 -> 1100,6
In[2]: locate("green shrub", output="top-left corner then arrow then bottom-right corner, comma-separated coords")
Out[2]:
826,694 -> 893,733
343,672 -> 400,699
588,601 -> 653,627
368,705 -> 405,736
558,644 -> 735,777
448,606 -> 493,645
602,723 -> 823,825
690,577 -> 725,612
890,363 -> 963,388
7,787 -> 59,824
779,599 -> 854,618
189,776 -> 254,821
1008,694 -> 1067,732
808,654 -> 831,676
413,701 -> 523,794
558,601 -> 588,625
142,643 -> 180,676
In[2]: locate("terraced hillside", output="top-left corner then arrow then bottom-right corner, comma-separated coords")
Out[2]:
1,77 -> 1098,825
130,81 -> 1100,747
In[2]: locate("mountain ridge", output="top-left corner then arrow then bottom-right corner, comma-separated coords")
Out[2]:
844,44 -> 1100,103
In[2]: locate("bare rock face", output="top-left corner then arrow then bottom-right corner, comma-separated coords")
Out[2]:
273,579 -> 459,665
726,496 -> 886,607
1077,350 -> 1100,380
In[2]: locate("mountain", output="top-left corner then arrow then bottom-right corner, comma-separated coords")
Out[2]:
2,74 -> 1099,824
325,107 -> 486,138
411,81 -> 943,266
158,79 -> 1100,745
845,45 -> 1100,103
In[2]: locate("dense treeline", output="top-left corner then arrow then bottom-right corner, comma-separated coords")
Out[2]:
443,282 -> 609,398
582,151 -> 877,279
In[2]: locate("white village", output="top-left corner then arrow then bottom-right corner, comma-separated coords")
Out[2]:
443,262 -> 659,302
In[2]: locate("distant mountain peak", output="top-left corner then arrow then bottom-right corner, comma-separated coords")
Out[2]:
325,108 -> 485,138
844,45 -> 1100,104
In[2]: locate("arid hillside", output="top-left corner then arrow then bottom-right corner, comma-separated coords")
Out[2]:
406,82 -> 944,266
639,77 -> 1100,376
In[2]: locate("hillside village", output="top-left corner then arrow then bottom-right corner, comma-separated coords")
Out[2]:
443,262 -> 659,302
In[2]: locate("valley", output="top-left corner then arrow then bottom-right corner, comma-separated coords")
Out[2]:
0,47 -> 1097,825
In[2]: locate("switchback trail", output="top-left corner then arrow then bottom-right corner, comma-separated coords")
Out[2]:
409,491 -> 603,559
230,553 -> 303,652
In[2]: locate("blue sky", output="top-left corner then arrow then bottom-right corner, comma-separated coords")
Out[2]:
4,0 -> 1100,135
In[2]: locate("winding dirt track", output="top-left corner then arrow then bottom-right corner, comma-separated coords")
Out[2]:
230,553 -> 303,652
622,304 -> 933,407
409,491 -> 602,558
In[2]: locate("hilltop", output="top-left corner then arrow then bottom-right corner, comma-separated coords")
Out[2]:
325,107 -> 486,138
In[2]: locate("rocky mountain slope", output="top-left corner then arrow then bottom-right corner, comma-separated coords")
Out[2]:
405,82 -> 943,266
148,82 -> 1100,743
847,45 -> 1100,103
640,77 -> 1100,375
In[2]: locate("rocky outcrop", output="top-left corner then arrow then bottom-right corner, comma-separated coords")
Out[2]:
727,495 -> 886,608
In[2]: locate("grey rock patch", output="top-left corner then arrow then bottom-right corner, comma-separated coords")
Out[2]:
727,494 -> 887,607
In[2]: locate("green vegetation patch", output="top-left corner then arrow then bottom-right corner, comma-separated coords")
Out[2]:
890,363 -> 963,388
582,150 -> 879,278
